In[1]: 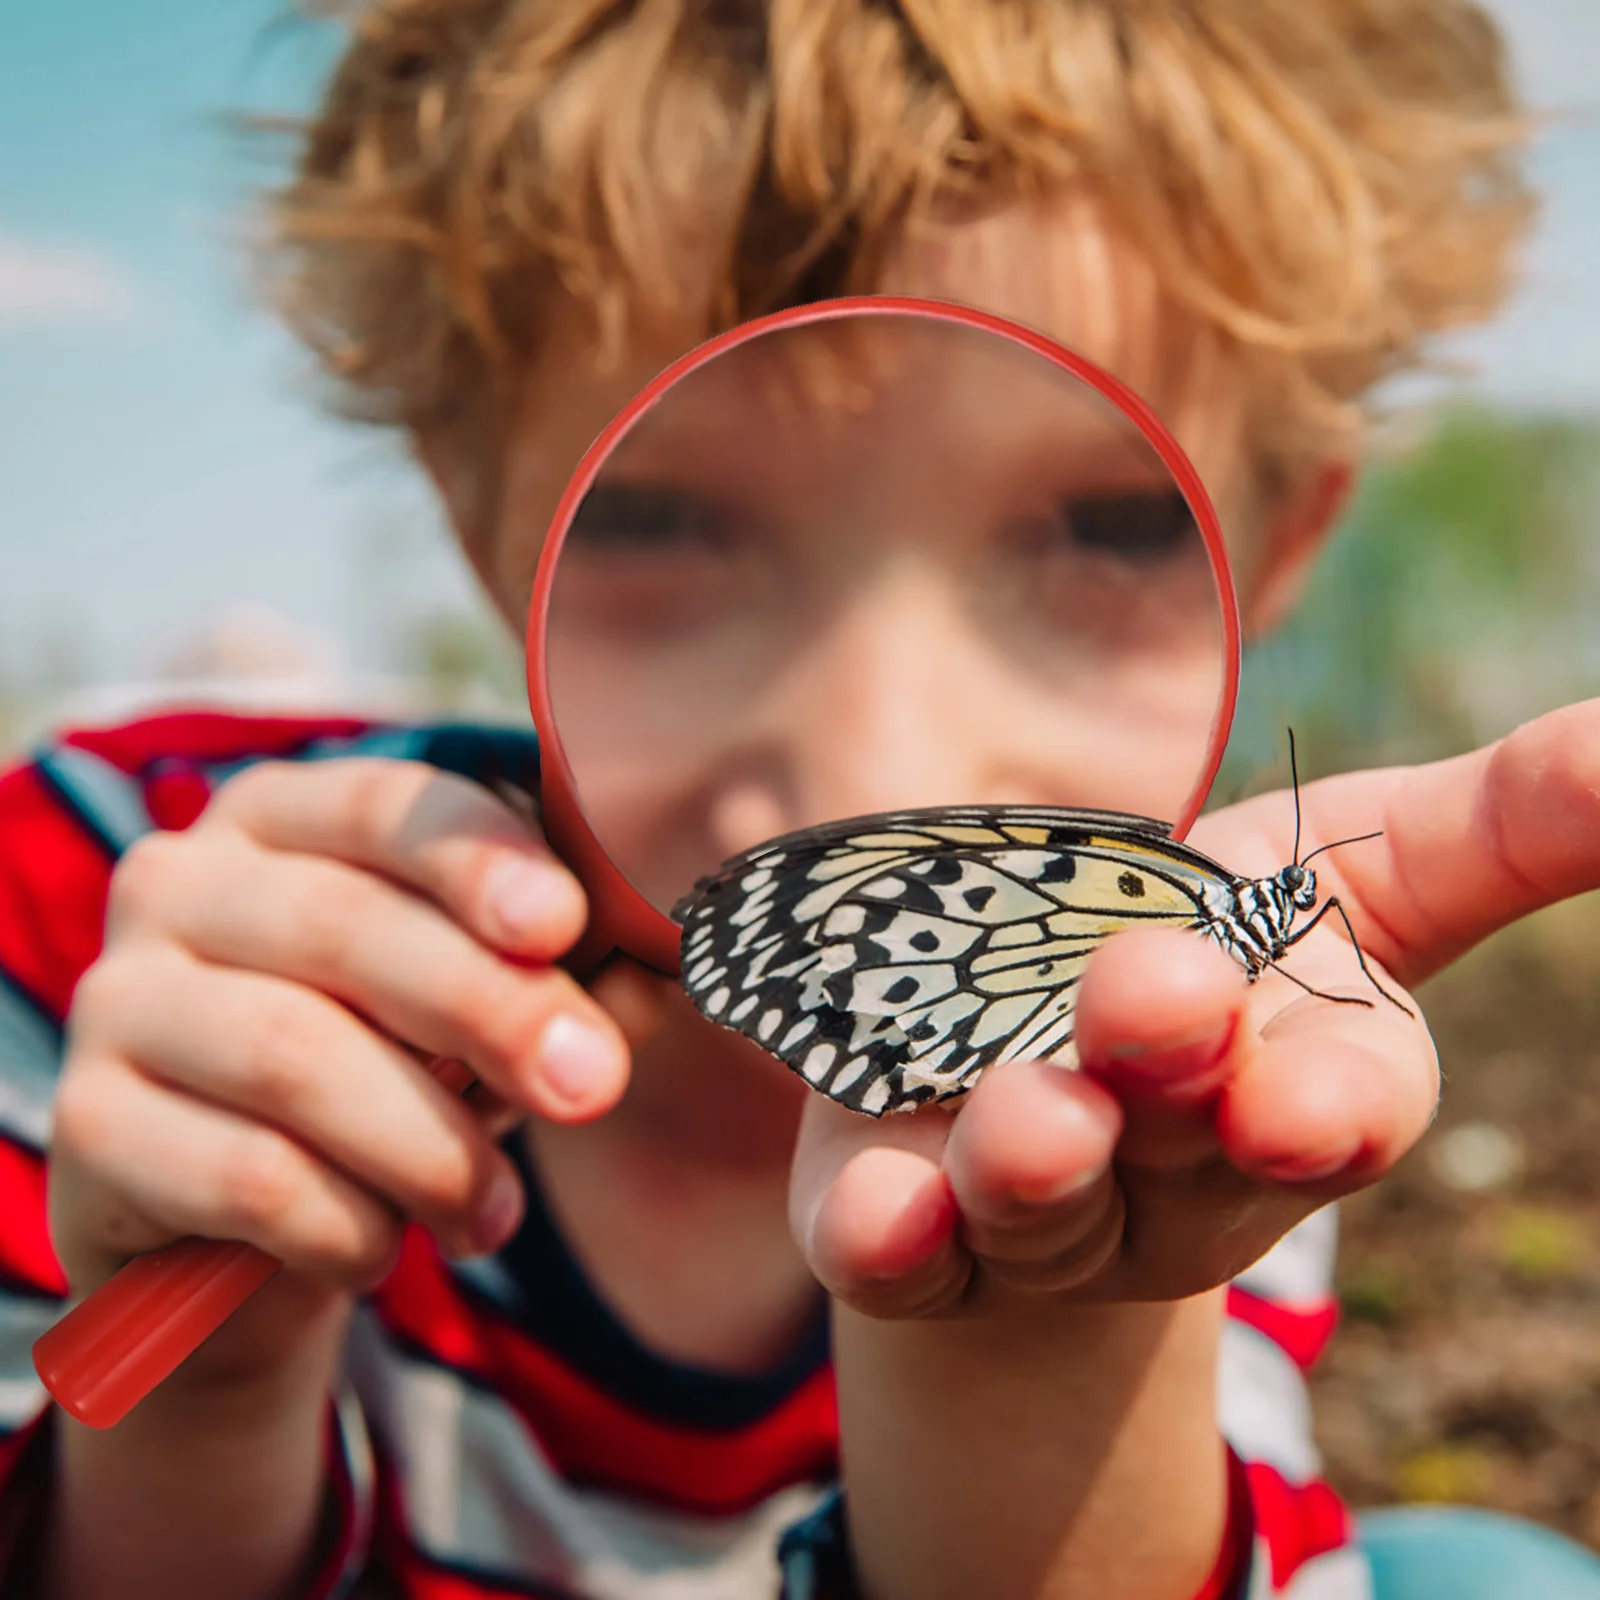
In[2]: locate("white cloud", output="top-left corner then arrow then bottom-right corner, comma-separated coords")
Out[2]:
0,237 -> 141,329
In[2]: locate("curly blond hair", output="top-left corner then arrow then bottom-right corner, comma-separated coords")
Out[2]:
267,0 -> 1534,526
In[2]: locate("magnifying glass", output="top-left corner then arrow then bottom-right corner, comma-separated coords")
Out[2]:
535,296 -> 1239,967
33,296 -> 1240,1427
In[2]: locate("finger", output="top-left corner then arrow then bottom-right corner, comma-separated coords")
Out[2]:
807,1149 -> 968,1318
587,959 -> 675,1054
1213,699 -> 1600,987
942,1060 -> 1123,1293
1075,926 -> 1251,1171
203,758 -> 587,960
460,1077 -> 526,1144
791,1098 -> 969,1317
1217,983 -> 1438,1190
135,833 -> 628,1119
50,1056 -> 406,1295
73,949 -> 527,1259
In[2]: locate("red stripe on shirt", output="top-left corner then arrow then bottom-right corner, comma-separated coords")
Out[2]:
1190,1449 -> 1255,1600
1226,1285 -> 1339,1373
0,764 -> 117,1022
0,1414 -> 41,1482
142,767 -> 214,832
380,1566 -> 568,1600
374,1230 -> 837,1516
65,713 -> 376,836
59,713 -> 373,776
299,1402 -> 368,1600
369,1442 -> 575,1600
1246,1460 -> 1352,1592
0,1136 -> 64,1297
0,714 -> 379,1019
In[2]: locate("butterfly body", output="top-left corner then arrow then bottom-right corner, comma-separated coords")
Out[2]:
673,805 -> 1355,1117
1209,864 -> 1319,979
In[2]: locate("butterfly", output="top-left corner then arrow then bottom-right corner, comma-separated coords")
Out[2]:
672,740 -> 1410,1116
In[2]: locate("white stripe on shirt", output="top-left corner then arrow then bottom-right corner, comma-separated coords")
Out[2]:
343,1308 -> 827,1599
1234,1207 -> 1338,1308
0,977 -> 59,1151
1219,1320 -> 1323,1482
0,1291 -> 56,1432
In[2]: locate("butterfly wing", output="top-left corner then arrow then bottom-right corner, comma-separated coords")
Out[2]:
675,806 -> 1232,1116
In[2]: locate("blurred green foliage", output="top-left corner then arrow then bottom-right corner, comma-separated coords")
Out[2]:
404,609 -> 526,715
1338,1261 -> 1413,1328
1494,1206 -> 1592,1282
1395,1444 -> 1498,1505
1219,406 -> 1600,795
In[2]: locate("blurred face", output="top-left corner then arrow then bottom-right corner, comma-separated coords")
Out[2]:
544,314 -> 1229,912
464,196 -> 1302,919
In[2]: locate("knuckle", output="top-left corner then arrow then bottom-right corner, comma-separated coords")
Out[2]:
220,1131 -> 307,1235
241,994 -> 331,1114
336,758 -> 408,846
208,758 -> 293,819
303,1202 -> 401,1284
342,1216 -> 405,1286
67,952 -> 145,1037
435,963 -> 533,1064
49,1056 -> 124,1160
285,867 -> 378,975
981,1188 -> 1126,1292
105,831 -> 187,925
842,1268 -> 968,1322
406,1138 -> 484,1219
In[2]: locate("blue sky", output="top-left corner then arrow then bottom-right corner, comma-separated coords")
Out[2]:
2,1 -> 1597,690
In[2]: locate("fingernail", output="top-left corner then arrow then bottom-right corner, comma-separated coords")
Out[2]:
538,1013 -> 622,1108
485,856 -> 574,941
1104,1015 -> 1238,1097
475,1167 -> 524,1252
1260,1144 -> 1361,1185
1009,1160 -> 1108,1208
1004,1089 -> 1117,1207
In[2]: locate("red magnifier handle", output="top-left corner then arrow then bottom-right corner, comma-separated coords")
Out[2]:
33,1238 -> 283,1429
33,1057 -> 479,1430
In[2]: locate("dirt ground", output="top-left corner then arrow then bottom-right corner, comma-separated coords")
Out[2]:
1309,893 -> 1600,1550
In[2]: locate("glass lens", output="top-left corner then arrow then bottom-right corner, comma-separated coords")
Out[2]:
543,309 -> 1231,915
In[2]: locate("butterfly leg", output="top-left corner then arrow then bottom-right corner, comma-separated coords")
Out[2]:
1282,897 -> 1414,1017
1263,958 -> 1375,1010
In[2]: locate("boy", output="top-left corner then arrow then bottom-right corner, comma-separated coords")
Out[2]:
2,2 -> 1598,1597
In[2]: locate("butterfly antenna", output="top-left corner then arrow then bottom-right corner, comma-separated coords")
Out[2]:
1288,728 -> 1303,867
1299,830 -> 1385,868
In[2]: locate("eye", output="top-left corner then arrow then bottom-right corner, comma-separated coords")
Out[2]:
568,483 -> 732,550
1031,489 -> 1198,565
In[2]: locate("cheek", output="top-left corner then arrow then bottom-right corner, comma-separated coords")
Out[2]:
1008,700 -> 1224,819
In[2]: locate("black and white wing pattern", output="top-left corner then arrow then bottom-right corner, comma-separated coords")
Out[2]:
672,805 -> 1243,1116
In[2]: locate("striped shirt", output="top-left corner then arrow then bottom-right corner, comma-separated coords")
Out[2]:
0,712 -> 1370,1598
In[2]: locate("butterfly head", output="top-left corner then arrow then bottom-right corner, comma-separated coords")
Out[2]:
1277,862 -> 1318,911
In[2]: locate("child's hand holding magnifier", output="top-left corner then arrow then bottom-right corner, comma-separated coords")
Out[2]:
41,754 -> 629,1415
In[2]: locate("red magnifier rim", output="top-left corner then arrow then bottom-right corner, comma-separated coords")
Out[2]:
526,294 -> 1243,980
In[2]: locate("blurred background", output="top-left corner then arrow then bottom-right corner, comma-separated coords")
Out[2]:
2,0 -> 1598,1550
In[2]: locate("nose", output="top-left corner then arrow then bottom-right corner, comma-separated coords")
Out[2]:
753,565 -> 1002,831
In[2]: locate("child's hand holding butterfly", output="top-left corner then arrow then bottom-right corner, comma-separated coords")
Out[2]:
789,699 -> 1600,1317
778,699 -> 1600,1600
